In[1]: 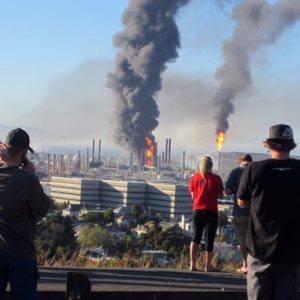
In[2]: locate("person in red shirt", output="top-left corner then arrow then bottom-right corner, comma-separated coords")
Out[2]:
189,156 -> 224,272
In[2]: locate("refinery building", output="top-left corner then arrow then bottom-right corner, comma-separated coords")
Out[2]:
50,176 -> 192,220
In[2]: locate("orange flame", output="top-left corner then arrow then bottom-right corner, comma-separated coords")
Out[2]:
216,131 -> 225,152
145,135 -> 155,167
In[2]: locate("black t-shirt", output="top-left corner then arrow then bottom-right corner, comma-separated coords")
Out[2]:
0,166 -> 50,260
237,158 -> 300,264
225,165 -> 250,217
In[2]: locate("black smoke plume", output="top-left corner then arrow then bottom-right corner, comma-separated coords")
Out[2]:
107,0 -> 190,159
213,0 -> 300,134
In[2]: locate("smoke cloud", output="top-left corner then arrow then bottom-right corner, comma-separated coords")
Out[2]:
213,0 -> 300,134
107,0 -> 190,158
19,59 -> 114,148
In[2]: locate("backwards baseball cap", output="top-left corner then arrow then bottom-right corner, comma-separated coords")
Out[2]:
265,124 -> 294,142
6,128 -> 34,153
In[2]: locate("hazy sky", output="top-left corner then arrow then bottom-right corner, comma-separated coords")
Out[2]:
1,0 -> 300,157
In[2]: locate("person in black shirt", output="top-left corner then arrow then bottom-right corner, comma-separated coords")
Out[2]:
0,128 -> 50,300
225,153 -> 252,274
238,124 -> 300,300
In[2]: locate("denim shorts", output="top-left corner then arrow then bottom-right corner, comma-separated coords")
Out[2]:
0,248 -> 39,300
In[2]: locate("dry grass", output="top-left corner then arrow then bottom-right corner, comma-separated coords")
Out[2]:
38,251 -> 240,272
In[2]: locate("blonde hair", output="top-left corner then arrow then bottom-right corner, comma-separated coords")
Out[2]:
199,156 -> 213,176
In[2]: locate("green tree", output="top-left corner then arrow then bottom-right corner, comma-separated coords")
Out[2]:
157,227 -> 191,258
131,204 -> 143,219
79,211 -> 104,224
77,225 -> 114,252
103,208 -> 115,224
138,223 -> 162,249
35,213 -> 77,260
114,234 -> 142,257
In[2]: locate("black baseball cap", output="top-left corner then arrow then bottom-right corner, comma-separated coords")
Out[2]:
6,128 -> 34,153
265,124 -> 294,142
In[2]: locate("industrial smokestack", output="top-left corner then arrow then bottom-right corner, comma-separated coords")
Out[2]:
86,148 -> 89,170
154,141 -> 158,168
98,139 -> 101,164
92,139 -> 95,164
129,152 -> 133,169
53,154 -> 56,174
168,138 -> 171,165
158,155 -> 161,172
77,150 -> 81,170
47,153 -> 50,176
60,155 -> 64,174
140,149 -> 144,167
182,150 -> 186,171
165,139 -> 169,164
67,155 -> 71,174
107,0 -> 191,160
213,0 -> 300,135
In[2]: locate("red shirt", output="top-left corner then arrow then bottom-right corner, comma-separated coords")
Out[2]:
189,172 -> 224,213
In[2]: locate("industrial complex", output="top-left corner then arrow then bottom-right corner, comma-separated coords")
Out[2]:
50,176 -> 192,220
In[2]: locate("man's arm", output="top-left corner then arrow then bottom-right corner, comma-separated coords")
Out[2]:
237,166 -> 251,208
224,169 -> 236,195
27,176 -> 51,219
237,198 -> 250,208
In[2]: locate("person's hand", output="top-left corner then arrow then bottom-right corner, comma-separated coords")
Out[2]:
21,158 -> 36,174
0,143 -> 9,165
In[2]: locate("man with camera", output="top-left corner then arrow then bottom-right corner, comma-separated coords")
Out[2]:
0,128 -> 50,300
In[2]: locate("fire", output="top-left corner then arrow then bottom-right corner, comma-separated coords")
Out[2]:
216,131 -> 225,152
145,135 -> 155,167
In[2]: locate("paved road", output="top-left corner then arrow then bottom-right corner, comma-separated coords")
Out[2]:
38,267 -> 247,292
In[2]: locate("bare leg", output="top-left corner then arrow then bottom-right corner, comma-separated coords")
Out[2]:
239,243 -> 248,273
189,242 -> 198,271
205,251 -> 215,272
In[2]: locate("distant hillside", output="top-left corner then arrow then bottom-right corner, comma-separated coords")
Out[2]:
217,152 -> 268,180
